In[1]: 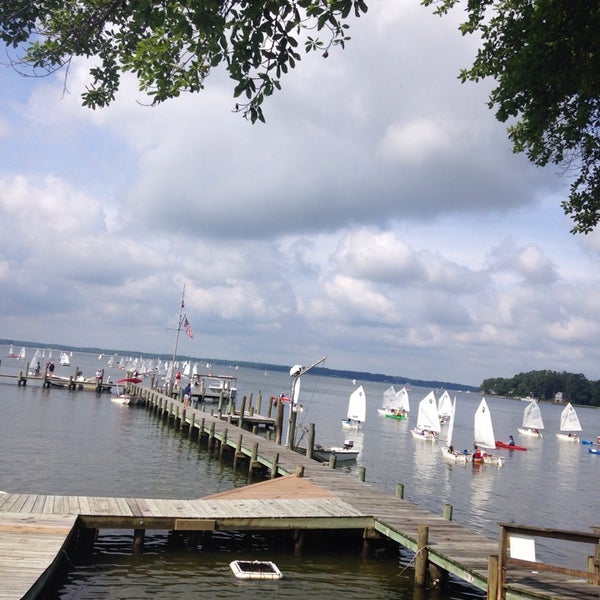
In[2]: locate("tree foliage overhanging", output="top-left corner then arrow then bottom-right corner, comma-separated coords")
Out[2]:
424,0 -> 600,234
0,0 -> 367,123
2,1 -> 600,231
481,370 -> 600,407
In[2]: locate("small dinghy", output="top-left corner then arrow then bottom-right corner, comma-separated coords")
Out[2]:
229,560 -> 283,580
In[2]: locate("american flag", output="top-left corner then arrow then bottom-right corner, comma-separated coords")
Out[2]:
184,316 -> 194,339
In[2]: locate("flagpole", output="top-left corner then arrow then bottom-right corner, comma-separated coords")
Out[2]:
171,284 -> 185,376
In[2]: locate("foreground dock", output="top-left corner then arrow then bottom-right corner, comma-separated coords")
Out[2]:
0,385 -> 598,600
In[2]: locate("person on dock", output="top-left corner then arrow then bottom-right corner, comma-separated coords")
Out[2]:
47,360 -> 55,377
175,370 -> 181,389
183,382 -> 191,408
35,361 -> 41,376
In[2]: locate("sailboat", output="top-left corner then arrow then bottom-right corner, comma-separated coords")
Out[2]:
17,347 -> 26,360
517,399 -> 544,438
437,390 -> 453,423
377,386 -> 408,419
7,345 -> 18,358
341,385 -> 367,429
411,391 -> 440,441
556,402 -> 582,442
59,351 -> 70,366
473,398 -> 504,466
441,398 -> 468,463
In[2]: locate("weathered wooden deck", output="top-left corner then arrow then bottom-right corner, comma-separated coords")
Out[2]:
0,386 -> 598,600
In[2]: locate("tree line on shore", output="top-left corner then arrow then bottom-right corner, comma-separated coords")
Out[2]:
481,370 -> 600,407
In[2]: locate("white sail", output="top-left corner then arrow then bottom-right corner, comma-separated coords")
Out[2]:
437,390 -> 453,420
415,391 -> 441,433
396,387 -> 410,412
559,403 -> 582,432
474,397 -> 497,449
381,386 -> 397,410
522,400 -> 544,431
17,347 -> 26,360
445,398 -> 457,444
59,351 -> 70,366
347,386 -> 367,423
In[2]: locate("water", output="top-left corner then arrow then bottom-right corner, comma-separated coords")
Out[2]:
1,347 -> 599,598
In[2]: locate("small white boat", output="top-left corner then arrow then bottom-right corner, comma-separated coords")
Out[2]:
341,385 -> 366,429
556,402 -> 582,442
312,440 -> 359,463
59,351 -> 70,366
17,346 -> 26,360
517,399 -> 544,438
473,398 -> 504,466
229,560 -> 282,580
110,377 -> 143,406
441,398 -> 468,463
411,391 -> 440,441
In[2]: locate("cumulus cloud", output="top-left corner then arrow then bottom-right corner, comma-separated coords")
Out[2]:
0,0 -> 598,385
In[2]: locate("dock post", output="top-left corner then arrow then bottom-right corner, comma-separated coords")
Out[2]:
133,529 -> 145,555
250,442 -> 259,470
487,554 -> 499,600
414,524 -> 429,587
275,399 -> 284,445
208,421 -> 216,449
358,466 -> 366,482
294,530 -> 305,556
257,390 -> 262,415
240,395 -> 247,422
396,483 -> 405,499
247,392 -> 253,414
234,434 -> 244,467
271,453 -> 280,478
219,429 -> 229,460
306,423 -> 315,459
328,453 -> 337,469
295,465 -> 305,478
442,503 -> 453,521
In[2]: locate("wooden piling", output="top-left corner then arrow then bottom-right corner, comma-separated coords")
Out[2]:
396,483 -> 405,499
415,524 -> 429,587
442,503 -> 453,521
487,554 -> 499,600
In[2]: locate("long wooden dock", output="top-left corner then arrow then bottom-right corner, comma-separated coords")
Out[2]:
0,386 -> 598,600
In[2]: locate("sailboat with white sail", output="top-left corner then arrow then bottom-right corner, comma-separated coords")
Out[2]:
518,399 -> 544,438
441,398 -> 468,463
411,391 -> 440,441
377,386 -> 408,420
59,351 -> 70,366
473,398 -> 504,466
341,385 -> 367,429
556,402 -> 582,442
437,390 -> 453,423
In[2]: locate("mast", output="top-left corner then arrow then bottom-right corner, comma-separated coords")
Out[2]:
171,285 -> 186,375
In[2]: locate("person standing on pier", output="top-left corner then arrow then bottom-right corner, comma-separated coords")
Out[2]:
183,382 -> 191,408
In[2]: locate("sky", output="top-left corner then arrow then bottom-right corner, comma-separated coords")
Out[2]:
1,1 -> 600,388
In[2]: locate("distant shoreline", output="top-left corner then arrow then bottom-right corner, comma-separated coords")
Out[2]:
0,338 -> 481,393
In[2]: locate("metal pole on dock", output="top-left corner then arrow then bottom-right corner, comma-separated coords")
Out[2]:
285,356 -> 326,448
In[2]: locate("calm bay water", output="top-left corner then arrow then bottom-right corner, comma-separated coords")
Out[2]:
1,347 -> 599,599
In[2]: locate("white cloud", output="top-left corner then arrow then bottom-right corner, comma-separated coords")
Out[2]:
0,0 -> 598,386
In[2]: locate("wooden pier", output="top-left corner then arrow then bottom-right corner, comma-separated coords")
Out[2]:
0,385 -> 599,600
